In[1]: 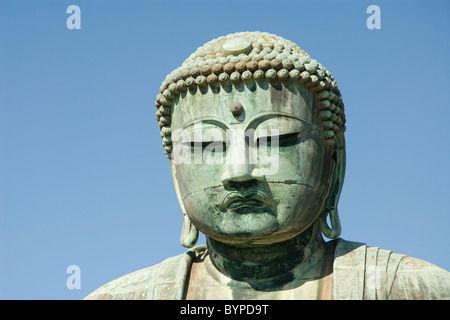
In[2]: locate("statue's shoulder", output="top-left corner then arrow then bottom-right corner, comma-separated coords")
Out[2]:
84,245 -> 206,300
388,253 -> 450,299
332,238 -> 450,300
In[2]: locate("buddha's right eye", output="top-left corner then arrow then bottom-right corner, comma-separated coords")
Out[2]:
188,141 -> 227,152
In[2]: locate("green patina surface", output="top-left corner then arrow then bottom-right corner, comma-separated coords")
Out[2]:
85,32 -> 450,300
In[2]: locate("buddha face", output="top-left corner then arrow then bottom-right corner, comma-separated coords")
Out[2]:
170,82 -> 334,245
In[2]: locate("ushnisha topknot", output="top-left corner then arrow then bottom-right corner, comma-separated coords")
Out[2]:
155,31 -> 345,159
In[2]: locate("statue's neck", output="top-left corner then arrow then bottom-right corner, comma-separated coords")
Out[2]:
206,222 -> 324,285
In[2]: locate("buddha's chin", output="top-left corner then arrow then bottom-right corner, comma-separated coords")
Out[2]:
213,209 -> 279,242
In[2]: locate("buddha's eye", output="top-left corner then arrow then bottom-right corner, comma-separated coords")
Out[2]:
188,141 -> 228,152
257,132 -> 301,148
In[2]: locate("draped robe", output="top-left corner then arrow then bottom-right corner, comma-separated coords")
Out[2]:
85,239 -> 450,300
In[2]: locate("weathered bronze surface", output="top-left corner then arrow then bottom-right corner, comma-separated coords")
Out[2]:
85,32 -> 450,300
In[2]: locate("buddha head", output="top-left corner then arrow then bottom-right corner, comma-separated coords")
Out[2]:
155,32 -> 346,248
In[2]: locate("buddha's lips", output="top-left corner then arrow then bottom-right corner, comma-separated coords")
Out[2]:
217,190 -> 276,211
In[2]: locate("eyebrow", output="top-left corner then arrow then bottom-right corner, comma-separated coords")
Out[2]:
244,112 -> 313,131
182,112 -> 312,132
183,117 -> 230,131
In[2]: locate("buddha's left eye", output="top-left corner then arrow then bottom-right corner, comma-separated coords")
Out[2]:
257,132 -> 301,147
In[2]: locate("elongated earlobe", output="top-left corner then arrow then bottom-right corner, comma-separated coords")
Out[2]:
171,161 -> 199,248
180,214 -> 199,248
320,132 -> 345,239
319,206 -> 341,239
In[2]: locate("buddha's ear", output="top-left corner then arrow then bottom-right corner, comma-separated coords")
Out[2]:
319,132 -> 346,239
170,161 -> 199,248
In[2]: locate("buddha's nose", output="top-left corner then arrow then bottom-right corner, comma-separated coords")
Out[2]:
221,165 -> 265,186
220,132 -> 265,187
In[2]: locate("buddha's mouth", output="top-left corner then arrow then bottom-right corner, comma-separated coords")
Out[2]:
226,199 -> 264,210
217,189 -> 277,212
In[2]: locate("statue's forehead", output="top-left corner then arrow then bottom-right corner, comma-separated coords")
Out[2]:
171,83 -> 316,128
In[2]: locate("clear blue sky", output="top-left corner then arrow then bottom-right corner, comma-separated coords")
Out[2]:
0,0 -> 449,299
